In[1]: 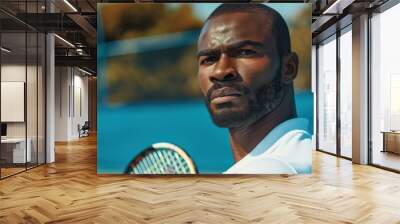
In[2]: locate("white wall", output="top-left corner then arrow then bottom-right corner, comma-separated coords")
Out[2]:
1,82 -> 25,122
1,64 -> 26,81
55,66 -> 69,141
1,65 -> 39,138
1,65 -> 26,139
55,67 -> 89,141
1,63 -> 46,163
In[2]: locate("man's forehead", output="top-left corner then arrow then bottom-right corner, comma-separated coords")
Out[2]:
198,12 -> 273,50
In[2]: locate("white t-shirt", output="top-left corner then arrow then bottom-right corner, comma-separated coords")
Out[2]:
224,118 -> 312,174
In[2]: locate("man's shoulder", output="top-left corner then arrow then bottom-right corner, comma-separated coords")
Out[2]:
224,156 -> 298,174
224,118 -> 313,174
266,129 -> 312,173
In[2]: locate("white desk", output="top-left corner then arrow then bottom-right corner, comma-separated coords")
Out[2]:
1,138 -> 31,163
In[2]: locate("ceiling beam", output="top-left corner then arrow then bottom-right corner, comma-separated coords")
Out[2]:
55,55 -> 96,73
67,13 -> 97,39
322,0 -> 356,14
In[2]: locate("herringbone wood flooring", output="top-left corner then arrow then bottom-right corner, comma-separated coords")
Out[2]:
1,135 -> 400,223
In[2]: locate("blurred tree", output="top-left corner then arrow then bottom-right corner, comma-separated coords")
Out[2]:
106,45 -> 201,105
101,4 -> 203,41
103,4 -> 312,105
289,6 -> 312,91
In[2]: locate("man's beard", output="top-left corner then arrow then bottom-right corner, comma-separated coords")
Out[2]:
204,76 -> 285,128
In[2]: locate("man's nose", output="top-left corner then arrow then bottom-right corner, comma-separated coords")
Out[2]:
209,54 -> 238,83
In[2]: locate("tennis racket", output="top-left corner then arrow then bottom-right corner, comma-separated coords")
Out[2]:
126,142 -> 198,174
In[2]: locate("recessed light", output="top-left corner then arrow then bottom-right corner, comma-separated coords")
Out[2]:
1,47 -> 11,53
54,34 -> 75,48
63,0 -> 78,12
78,67 -> 93,76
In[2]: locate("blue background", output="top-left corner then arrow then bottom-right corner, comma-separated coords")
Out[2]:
97,91 -> 313,174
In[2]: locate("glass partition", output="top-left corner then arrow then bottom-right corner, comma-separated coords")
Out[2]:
339,27 -> 352,158
1,30 -> 28,177
317,35 -> 337,155
371,3 -> 400,171
27,30 -> 38,169
38,32 -> 45,165
0,1 -> 46,179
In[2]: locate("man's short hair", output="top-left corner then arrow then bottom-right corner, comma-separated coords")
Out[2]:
205,3 -> 291,59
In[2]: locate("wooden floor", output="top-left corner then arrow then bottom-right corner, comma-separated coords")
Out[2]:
1,167 -> 26,178
1,163 -> 43,178
1,135 -> 400,223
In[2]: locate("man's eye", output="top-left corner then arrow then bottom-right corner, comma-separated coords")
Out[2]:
200,56 -> 218,65
237,49 -> 257,57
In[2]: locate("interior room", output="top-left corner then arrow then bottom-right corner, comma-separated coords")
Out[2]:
0,16 -> 46,178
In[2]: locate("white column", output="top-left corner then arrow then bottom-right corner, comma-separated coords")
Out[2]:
45,1 -> 55,163
46,33 -> 55,163
352,14 -> 369,164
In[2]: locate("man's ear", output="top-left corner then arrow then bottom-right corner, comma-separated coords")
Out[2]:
281,52 -> 299,84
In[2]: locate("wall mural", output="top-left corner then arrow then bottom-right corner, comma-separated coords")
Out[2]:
97,3 -> 313,174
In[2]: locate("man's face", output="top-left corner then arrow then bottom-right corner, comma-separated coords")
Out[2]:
197,12 -> 284,128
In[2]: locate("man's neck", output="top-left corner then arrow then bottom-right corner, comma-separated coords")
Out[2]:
228,91 -> 296,162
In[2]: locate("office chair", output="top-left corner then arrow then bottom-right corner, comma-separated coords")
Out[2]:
78,121 -> 90,138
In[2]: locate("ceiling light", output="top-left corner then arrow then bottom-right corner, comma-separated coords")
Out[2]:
322,0 -> 355,15
76,48 -> 86,55
1,47 -> 11,53
78,67 -> 93,76
54,34 -> 75,48
63,0 -> 78,12
323,0 -> 341,14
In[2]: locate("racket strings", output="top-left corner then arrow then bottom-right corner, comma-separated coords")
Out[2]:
131,148 -> 192,174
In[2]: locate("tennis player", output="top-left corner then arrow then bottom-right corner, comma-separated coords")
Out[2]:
197,3 -> 312,174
